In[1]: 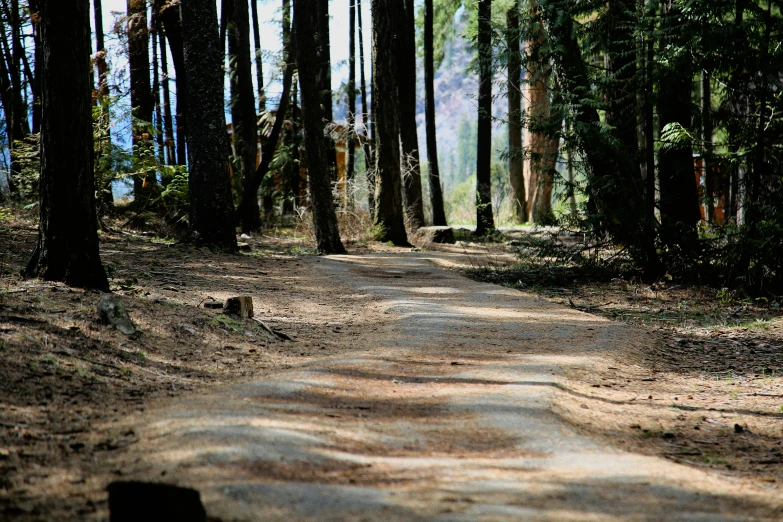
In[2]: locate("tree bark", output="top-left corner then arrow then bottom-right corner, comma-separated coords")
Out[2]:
180,0 -> 238,251
237,0 -> 294,233
658,57 -> 699,246
25,0 -> 108,291
397,0 -> 425,227
475,0 -> 495,235
160,1 -> 187,166
227,0 -> 259,231
151,3 -> 164,166
93,0 -> 114,209
127,0 -> 157,198
371,0 -> 408,245
250,0 -> 265,111
357,0 -> 374,216
156,5 -> 176,165
701,70 -> 714,223
315,0 -> 337,181
28,0 -> 42,134
524,0 -> 558,225
424,0 -> 447,226
294,0 -> 345,254
346,0 -> 356,208
506,3 -> 526,224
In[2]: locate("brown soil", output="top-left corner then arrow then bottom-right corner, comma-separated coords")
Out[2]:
1,212 -> 782,519
496,276 -> 783,489
0,213 -> 390,520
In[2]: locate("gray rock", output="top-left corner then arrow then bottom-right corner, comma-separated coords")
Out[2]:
97,295 -> 137,335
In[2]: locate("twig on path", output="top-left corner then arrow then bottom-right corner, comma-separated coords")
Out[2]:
253,318 -> 293,341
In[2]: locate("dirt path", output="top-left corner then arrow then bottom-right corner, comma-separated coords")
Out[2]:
107,253 -> 782,521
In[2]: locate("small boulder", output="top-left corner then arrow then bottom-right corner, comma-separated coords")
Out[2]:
419,226 -> 456,244
97,295 -> 137,335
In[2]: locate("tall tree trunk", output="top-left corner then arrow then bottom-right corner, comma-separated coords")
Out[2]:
250,0 -> 265,111
28,0 -> 42,134
93,0 -> 114,209
0,24 -> 13,199
397,0 -> 425,227
227,0 -> 259,231
127,0 -> 157,198
294,0 -> 345,254
316,0 -> 337,180
25,0 -> 108,291
372,0 -> 408,245
424,0 -> 446,226
525,0 -> 557,225
157,8 -> 175,165
3,0 -> 27,198
151,3 -> 164,166
160,1 -> 187,166
180,0 -> 238,250
346,0 -> 356,208
475,0 -> 494,235
641,28 -> 655,234
701,70 -> 714,223
237,0 -> 294,233
506,3 -> 526,223
658,70 -> 698,245
93,0 -> 110,98
357,0 -> 374,216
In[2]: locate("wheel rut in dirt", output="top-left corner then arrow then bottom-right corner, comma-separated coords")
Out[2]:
114,253 -> 783,521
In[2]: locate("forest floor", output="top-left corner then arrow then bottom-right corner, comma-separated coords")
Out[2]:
0,208 -> 781,520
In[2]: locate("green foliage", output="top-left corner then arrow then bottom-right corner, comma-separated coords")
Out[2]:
159,167 -> 190,222
9,134 -> 40,200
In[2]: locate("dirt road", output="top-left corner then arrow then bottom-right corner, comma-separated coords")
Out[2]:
116,253 -> 783,521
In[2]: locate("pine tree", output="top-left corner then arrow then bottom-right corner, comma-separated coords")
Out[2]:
25,0 -> 108,291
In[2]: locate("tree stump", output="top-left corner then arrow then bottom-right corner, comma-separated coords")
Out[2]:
224,296 -> 253,318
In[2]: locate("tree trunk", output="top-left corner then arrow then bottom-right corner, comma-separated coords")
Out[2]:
294,0 -> 345,254
180,0 -> 238,251
701,70 -> 714,223
316,0 -> 337,181
357,0 -> 374,217
25,0 -> 108,291
346,0 -> 356,209
250,0 -> 265,111
160,1 -> 187,166
506,3 -> 526,224
524,0 -> 557,225
475,0 -> 494,235
2,0 -> 28,198
28,0 -> 42,134
151,3 -> 164,166
641,31 -> 655,234
371,0 -> 408,245
157,7 -> 176,165
93,0 -> 114,209
237,0 -> 294,233
658,61 -> 699,247
227,0 -> 259,231
397,0 -> 425,227
424,0 -> 446,226
127,0 -> 157,199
